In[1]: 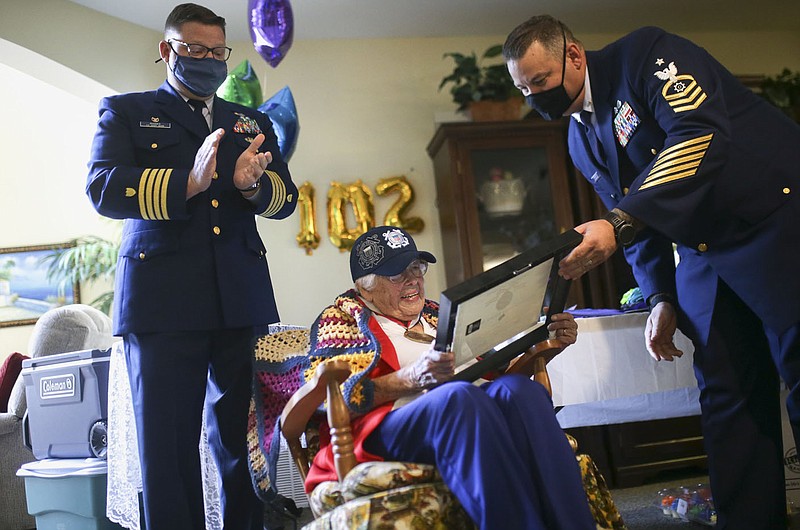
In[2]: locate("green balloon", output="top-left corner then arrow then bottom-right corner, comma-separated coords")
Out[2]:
217,60 -> 263,108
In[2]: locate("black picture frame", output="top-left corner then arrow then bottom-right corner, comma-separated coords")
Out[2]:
434,229 -> 582,382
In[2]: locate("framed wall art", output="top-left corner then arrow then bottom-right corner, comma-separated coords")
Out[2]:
0,242 -> 80,328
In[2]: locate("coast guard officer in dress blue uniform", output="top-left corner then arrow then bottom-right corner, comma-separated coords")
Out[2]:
505,15 -> 800,529
86,4 -> 297,529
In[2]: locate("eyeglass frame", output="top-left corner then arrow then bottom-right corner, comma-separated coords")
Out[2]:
167,38 -> 232,62
386,260 -> 429,284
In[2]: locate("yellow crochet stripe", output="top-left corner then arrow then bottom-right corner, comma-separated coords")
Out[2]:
640,133 -> 713,191
258,170 -> 289,218
254,329 -> 310,362
137,168 -> 172,220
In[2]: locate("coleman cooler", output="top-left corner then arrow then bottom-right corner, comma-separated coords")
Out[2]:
21,348 -> 112,460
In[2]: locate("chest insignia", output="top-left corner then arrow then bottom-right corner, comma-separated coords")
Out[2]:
613,100 -> 640,147
233,113 -> 263,135
139,119 -> 171,129
653,60 -> 707,113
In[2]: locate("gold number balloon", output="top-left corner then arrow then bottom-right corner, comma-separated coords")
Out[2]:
327,180 -> 375,252
376,175 -> 425,233
295,181 -> 320,255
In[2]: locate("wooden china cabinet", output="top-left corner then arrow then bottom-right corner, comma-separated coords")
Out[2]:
426,117 -> 635,309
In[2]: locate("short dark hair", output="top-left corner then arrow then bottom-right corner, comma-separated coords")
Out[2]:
165,3 -> 226,35
503,15 -> 578,61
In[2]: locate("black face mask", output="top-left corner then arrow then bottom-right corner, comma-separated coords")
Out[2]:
525,29 -> 582,121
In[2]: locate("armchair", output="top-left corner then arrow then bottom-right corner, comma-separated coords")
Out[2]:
0,304 -> 115,530
253,329 -> 625,529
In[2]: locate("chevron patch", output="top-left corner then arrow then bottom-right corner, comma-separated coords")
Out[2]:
639,134 -> 713,191
662,75 -> 707,112
653,61 -> 707,113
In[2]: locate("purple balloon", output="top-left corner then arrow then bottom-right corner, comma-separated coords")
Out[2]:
248,0 -> 294,68
258,86 -> 299,162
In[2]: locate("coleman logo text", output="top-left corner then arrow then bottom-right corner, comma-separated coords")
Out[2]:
40,374 -> 75,399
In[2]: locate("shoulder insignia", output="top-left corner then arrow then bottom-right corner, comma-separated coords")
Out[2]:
653,61 -> 707,113
125,187 -> 136,197
613,100 -> 640,147
233,112 -> 263,135
639,133 -> 713,191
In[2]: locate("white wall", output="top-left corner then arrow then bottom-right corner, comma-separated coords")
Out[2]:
1,0 -> 798,359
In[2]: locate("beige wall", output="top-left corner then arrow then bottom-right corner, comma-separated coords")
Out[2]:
1,0 -> 798,359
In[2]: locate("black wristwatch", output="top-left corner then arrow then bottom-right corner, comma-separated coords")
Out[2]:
604,211 -> 636,246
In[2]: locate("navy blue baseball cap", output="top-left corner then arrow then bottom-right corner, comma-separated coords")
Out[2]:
350,226 -> 437,282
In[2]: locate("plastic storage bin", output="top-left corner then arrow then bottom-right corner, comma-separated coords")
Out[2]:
16,458 -> 123,530
21,348 -> 111,459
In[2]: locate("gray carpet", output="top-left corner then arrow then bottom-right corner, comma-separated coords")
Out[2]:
609,472 -> 712,529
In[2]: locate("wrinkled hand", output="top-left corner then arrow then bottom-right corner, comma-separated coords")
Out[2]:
548,312 -> 578,346
187,128 -> 225,199
406,348 -> 455,389
558,219 -> 618,280
645,301 -> 683,361
233,133 -> 272,192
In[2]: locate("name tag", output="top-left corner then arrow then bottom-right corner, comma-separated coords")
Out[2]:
139,121 -> 172,129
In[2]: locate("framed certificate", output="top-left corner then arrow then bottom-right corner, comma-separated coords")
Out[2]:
434,229 -> 582,382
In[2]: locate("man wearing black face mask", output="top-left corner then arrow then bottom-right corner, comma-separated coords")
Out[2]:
504,15 -> 800,530
86,3 -> 297,529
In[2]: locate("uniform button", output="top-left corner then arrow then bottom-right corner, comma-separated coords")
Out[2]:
623,187 -> 629,195
150,143 -> 158,149
650,148 -> 657,155
697,243 -> 708,252
213,226 -> 221,235
211,199 -> 219,208
212,172 -> 219,180
783,187 -> 791,195
139,252 -> 146,260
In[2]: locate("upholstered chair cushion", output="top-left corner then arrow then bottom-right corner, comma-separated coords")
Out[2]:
0,353 -> 27,412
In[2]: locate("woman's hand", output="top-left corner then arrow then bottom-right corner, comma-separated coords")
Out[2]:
547,312 -> 578,346
407,348 -> 455,389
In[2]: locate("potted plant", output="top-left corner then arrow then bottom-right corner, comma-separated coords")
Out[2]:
438,44 -> 522,121
41,235 -> 119,315
759,68 -> 800,122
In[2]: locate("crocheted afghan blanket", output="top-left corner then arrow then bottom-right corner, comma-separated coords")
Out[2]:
247,290 -> 438,501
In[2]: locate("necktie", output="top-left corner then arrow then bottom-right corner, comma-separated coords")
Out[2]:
187,99 -> 209,131
580,110 -> 606,163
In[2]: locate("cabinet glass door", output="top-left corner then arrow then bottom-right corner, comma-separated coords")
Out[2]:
470,147 -> 557,271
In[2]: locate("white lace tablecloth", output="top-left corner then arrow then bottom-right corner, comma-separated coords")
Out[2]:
106,341 -> 222,530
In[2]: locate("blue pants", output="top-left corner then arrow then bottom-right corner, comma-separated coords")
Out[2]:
125,329 -> 262,530
692,279 -> 800,529
365,374 -> 595,530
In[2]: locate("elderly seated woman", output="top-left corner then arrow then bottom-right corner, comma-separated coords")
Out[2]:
297,225 -> 595,530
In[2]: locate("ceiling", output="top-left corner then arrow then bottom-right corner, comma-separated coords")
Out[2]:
67,0 -> 800,42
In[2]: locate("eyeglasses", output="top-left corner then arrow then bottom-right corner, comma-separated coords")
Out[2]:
387,260 -> 428,284
167,39 -> 232,62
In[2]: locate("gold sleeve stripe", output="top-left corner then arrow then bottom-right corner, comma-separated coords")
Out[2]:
138,169 -> 152,220
151,169 -> 165,220
259,170 -> 287,218
639,134 -> 713,191
137,168 -> 172,220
